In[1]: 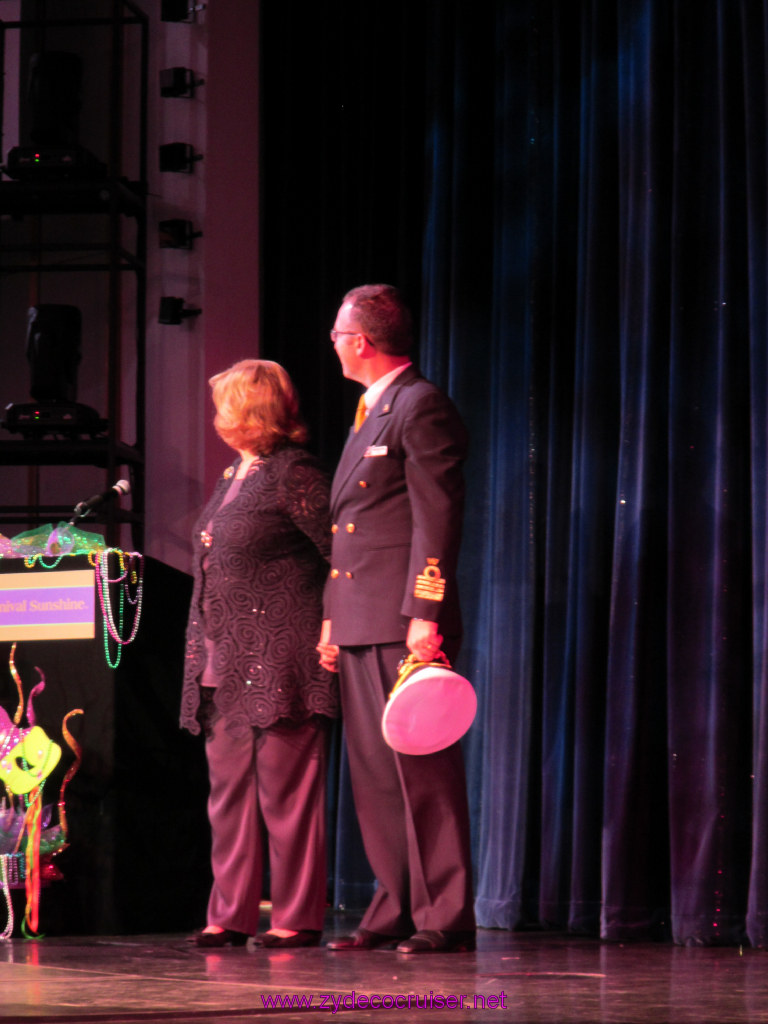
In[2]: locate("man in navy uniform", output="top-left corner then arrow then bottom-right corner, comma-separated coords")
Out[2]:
317,283 -> 475,953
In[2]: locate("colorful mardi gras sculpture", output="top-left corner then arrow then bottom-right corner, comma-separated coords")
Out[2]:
0,643 -> 82,939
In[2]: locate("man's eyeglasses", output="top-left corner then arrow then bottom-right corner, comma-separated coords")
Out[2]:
330,329 -> 358,344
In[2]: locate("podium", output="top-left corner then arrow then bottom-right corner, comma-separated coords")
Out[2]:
0,555 -> 210,935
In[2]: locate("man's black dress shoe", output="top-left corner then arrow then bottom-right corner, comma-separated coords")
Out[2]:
326,928 -> 401,951
193,928 -> 249,948
396,929 -> 476,953
255,930 -> 321,948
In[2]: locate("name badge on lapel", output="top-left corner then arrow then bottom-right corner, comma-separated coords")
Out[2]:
364,445 -> 388,458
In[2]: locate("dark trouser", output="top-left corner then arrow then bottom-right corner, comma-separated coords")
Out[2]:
205,714 -> 330,934
338,642 -> 475,937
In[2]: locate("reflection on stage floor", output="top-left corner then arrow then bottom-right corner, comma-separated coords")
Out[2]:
0,914 -> 766,1023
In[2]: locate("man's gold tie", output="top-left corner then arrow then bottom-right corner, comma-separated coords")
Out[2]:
354,395 -> 367,432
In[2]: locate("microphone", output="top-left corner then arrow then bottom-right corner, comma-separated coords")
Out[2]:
72,479 -> 131,519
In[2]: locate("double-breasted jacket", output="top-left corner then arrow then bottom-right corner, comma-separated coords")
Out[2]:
324,366 -> 468,647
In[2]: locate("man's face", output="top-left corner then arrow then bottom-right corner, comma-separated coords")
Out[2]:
331,301 -> 364,383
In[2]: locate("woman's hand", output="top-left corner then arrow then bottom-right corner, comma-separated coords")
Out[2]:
317,618 -> 339,672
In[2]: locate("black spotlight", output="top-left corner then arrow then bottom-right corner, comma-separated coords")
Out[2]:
5,51 -> 106,182
162,1 -> 206,22
27,51 -> 82,147
158,297 -> 202,324
1,304 -> 106,438
159,67 -> 201,98
158,142 -> 201,172
161,0 -> 191,21
27,304 -> 82,402
159,219 -> 201,249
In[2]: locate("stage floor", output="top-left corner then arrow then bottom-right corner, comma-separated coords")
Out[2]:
1,915 -> 766,1023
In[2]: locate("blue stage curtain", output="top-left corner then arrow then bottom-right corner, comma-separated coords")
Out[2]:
260,0 -> 768,945
744,0 -> 768,949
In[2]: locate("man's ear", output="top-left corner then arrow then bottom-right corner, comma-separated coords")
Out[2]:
356,334 -> 375,358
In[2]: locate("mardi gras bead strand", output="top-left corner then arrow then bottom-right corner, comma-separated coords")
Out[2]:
0,856 -> 13,941
24,553 -> 65,570
101,584 -> 124,670
97,549 -> 125,667
96,550 -> 144,668
98,550 -> 144,642
96,548 -> 129,633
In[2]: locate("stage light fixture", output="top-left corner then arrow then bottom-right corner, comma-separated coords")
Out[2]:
158,219 -> 201,249
159,67 -> 202,98
161,1 -> 206,22
27,304 -> 82,402
2,304 -> 106,439
27,52 -> 82,147
158,297 -> 202,325
161,0 -> 190,20
158,142 -> 201,173
5,51 -> 105,182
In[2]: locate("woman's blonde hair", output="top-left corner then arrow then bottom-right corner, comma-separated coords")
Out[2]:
209,359 -> 308,454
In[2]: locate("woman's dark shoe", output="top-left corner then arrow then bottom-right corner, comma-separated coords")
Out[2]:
193,927 -> 249,948
255,929 -> 321,948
